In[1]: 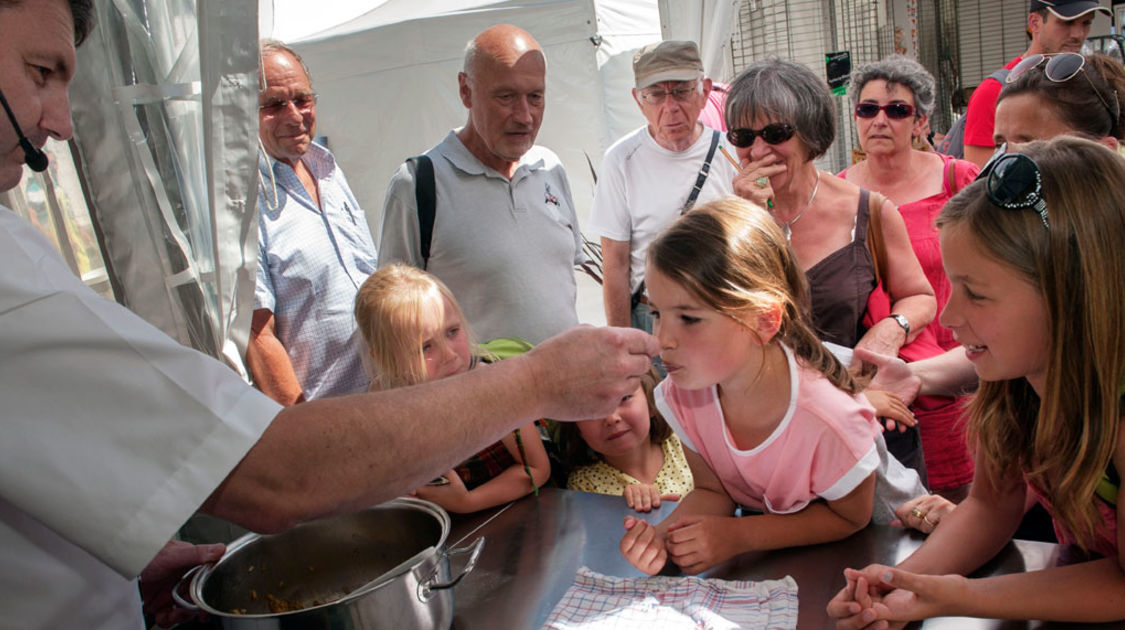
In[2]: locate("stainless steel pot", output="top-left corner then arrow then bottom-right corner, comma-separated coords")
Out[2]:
174,497 -> 484,629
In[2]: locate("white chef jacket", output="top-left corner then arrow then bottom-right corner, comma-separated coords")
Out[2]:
0,207 -> 281,628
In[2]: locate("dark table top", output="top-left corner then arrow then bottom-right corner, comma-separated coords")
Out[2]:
446,487 -> 1123,629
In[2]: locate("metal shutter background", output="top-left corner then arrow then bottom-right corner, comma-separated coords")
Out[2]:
728,0 -> 983,168
957,0 -> 1027,87
730,0 -> 892,172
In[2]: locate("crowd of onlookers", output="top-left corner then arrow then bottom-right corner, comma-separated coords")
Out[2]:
249,0 -> 1125,622
6,0 -> 1125,627
247,1 -> 1125,626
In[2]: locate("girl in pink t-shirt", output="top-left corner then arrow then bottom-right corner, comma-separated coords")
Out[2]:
620,197 -> 930,576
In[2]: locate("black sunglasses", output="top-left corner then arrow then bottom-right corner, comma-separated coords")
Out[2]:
976,143 -> 1049,229
1007,52 -> 1120,122
726,123 -> 796,148
854,102 -> 916,120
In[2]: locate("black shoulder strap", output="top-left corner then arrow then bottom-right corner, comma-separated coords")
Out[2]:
682,129 -> 721,214
407,155 -> 436,270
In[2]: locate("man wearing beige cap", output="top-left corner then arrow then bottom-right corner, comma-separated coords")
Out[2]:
587,40 -> 737,333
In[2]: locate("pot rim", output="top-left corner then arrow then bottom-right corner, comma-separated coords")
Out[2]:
186,497 -> 451,618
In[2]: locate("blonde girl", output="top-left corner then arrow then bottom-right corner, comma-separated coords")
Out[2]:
829,137 -> 1125,626
354,265 -> 550,513
620,197 -> 925,576
557,367 -> 694,512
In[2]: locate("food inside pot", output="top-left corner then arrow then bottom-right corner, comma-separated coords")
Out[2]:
200,506 -> 445,615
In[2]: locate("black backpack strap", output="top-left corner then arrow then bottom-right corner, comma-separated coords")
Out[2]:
407,155 -> 436,270
682,129 -> 721,214
988,67 -> 1011,84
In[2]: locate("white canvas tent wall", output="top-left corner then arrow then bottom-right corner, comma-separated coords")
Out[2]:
283,0 -> 663,240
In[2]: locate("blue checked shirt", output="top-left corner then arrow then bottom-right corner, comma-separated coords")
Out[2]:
255,143 -> 376,399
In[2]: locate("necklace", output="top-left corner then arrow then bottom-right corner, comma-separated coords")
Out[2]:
774,171 -> 821,241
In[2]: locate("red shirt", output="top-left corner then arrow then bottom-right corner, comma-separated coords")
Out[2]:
962,56 -> 1023,148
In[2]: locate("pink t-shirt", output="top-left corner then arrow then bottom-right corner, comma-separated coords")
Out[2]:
699,82 -> 729,132
654,345 -> 881,514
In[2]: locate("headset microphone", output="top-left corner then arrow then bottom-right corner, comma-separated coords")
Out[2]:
0,86 -> 49,173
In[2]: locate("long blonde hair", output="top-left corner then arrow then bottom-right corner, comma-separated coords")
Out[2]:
938,137 -> 1125,549
354,265 -> 482,390
647,197 -> 860,394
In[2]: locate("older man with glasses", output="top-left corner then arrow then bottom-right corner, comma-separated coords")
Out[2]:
248,39 -> 377,405
587,40 -> 738,334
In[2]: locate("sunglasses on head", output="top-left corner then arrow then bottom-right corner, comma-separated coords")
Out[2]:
1007,52 -> 1120,122
854,102 -> 916,120
976,143 -> 1049,229
726,123 -> 796,148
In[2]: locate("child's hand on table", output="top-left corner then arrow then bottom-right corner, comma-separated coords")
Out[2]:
624,483 -> 679,513
664,514 -> 742,575
620,515 -> 668,575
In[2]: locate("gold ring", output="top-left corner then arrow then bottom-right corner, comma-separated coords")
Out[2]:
911,508 -> 924,518
923,514 -> 936,527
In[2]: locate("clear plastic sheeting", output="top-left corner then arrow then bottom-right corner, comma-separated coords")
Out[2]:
67,0 -> 260,374
0,139 -> 113,300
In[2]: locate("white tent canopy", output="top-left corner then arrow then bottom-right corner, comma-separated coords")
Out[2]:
280,0 -> 662,235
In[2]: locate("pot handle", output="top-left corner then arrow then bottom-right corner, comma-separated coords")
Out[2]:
419,536 -> 486,600
170,564 -> 205,611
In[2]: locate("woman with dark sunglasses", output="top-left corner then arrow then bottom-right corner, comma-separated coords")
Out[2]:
995,52 -> 1125,150
841,56 -> 981,502
725,59 -> 937,478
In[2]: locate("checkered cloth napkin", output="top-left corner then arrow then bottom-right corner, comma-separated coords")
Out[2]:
542,567 -> 798,629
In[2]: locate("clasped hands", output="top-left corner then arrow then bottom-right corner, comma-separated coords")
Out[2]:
826,564 -> 969,629
619,513 -> 742,576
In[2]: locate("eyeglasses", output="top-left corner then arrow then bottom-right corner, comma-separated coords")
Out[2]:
638,82 -> 700,105
726,123 -> 796,148
259,93 -> 317,115
1007,52 -> 1120,122
976,143 -> 1049,228
854,102 -> 916,120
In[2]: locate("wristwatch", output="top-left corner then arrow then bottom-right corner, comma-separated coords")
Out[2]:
888,313 -> 910,337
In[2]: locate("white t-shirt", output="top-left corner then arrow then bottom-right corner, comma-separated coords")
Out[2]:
587,124 -> 738,293
0,208 -> 281,628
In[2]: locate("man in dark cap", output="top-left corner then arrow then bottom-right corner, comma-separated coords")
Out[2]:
960,0 -> 1110,167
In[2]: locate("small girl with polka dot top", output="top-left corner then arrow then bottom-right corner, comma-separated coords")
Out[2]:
556,367 -> 694,512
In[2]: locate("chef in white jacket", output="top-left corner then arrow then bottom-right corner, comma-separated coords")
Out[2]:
0,2 -> 658,626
